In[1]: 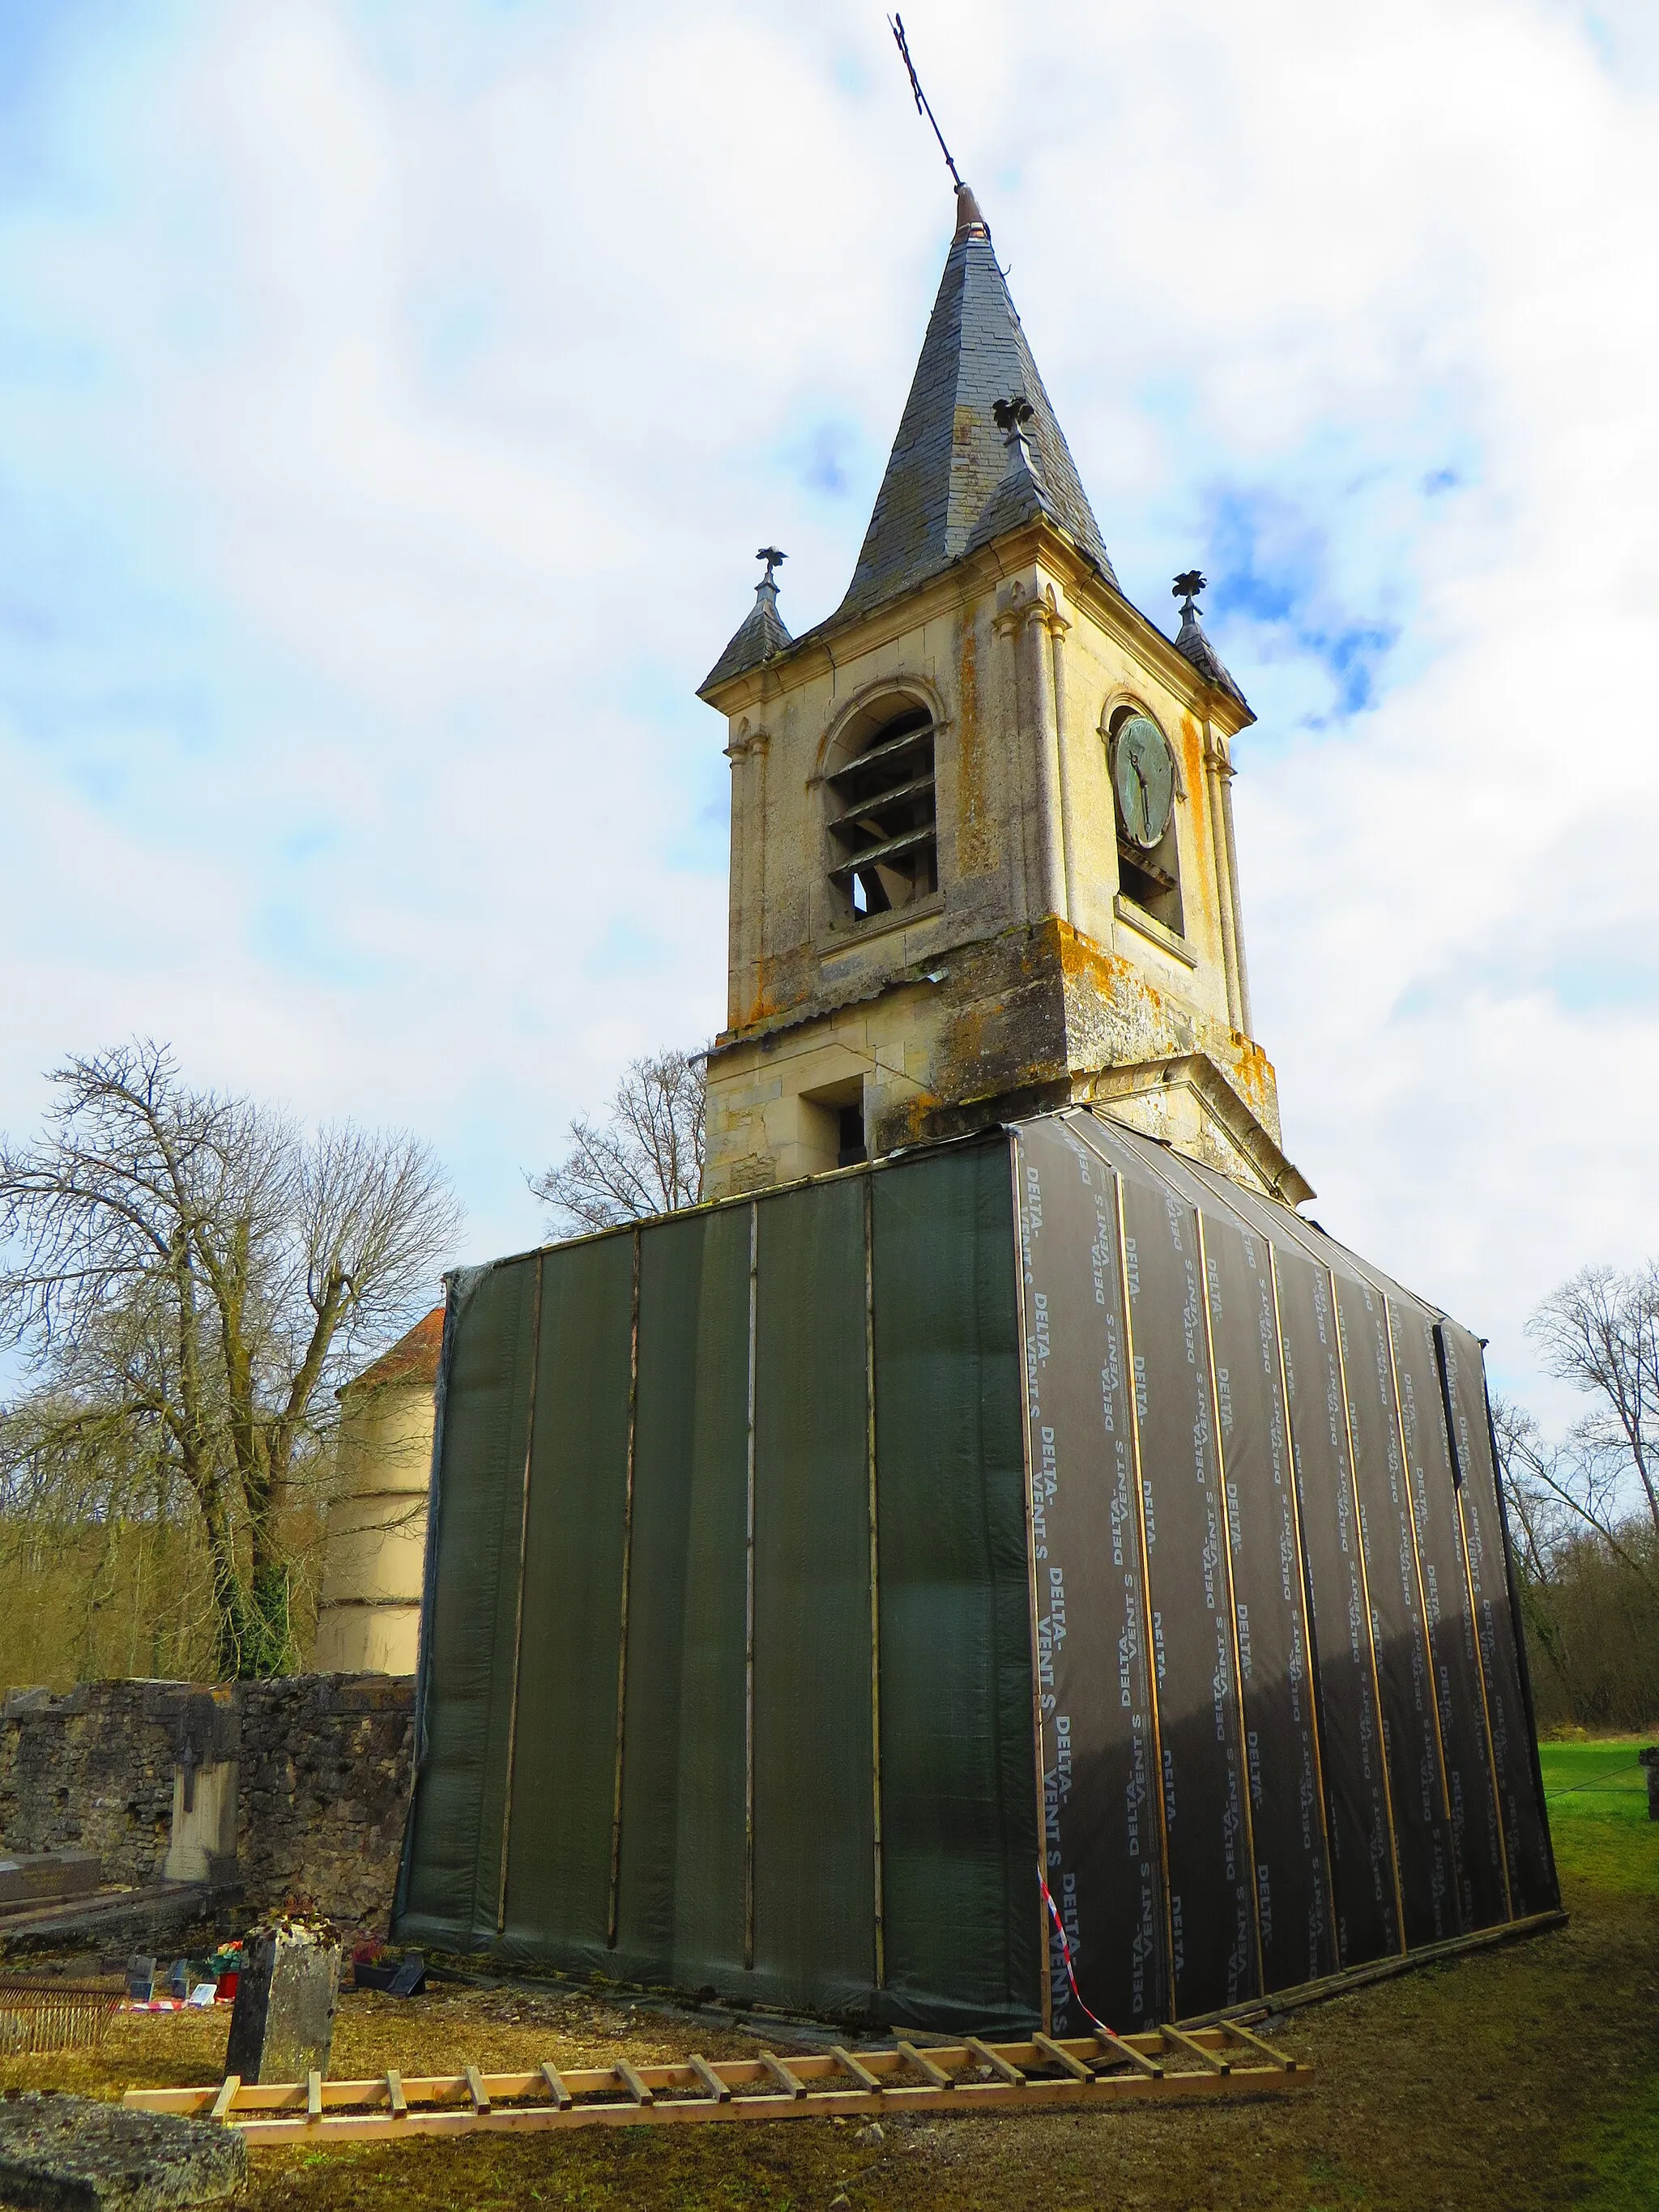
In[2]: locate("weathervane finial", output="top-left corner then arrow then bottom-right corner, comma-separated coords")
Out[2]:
757,547 -> 786,593
1173,570 -> 1206,620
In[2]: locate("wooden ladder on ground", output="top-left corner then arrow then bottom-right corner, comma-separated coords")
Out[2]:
124,2022 -> 1308,2142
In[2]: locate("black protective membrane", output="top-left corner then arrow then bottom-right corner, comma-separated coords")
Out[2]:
1436,1319 -> 1559,1919
1081,1119 -> 1256,2018
1104,1129 -> 1337,1993
1386,1300 -> 1508,1933
1014,1118 -> 1163,2034
395,1114 -> 1556,2027
1329,1269 -> 1456,1947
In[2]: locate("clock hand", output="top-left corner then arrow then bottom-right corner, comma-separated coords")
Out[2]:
1132,758 -> 1151,837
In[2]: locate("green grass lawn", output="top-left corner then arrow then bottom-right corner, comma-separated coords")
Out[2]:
1540,1736 -> 1654,1896
1537,1737 -> 1658,2209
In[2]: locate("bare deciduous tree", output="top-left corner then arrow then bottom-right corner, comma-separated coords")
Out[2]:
1525,1262 -> 1659,1535
0,1042 -> 462,1679
529,1049 -> 706,1236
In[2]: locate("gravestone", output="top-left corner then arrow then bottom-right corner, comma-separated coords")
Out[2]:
224,1923 -> 341,2084
1640,1745 -> 1659,1822
0,2091 -> 245,2209
0,1852 -> 101,1912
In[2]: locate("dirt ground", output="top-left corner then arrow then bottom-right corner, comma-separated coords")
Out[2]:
2,1737 -> 1654,2210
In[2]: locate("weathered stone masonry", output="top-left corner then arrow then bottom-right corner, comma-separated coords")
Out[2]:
0,1673 -> 414,1929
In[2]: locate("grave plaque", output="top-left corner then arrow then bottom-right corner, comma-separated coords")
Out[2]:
224,1924 -> 341,2083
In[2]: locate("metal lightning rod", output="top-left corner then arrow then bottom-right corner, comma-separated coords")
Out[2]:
889,15 -> 963,190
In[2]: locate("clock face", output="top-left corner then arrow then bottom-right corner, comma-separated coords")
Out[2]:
1113,714 -> 1176,849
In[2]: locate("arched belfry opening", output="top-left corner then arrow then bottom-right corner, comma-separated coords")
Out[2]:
825,697 -> 938,923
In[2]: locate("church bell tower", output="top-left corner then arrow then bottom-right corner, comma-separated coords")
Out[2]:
697,183 -> 1311,1208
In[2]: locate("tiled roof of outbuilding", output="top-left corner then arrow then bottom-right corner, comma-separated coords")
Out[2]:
834,185 -> 1117,625
342,1303 -> 446,1396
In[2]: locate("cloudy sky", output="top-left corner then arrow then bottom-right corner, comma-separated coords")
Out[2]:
2,0 -> 1656,1426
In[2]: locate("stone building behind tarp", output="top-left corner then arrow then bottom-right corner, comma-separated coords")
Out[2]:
394,179 -> 1558,2031
314,1307 -> 444,1677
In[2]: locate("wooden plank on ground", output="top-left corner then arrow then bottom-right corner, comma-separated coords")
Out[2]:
122,2030 -> 1312,2146
210,2078 -> 239,2122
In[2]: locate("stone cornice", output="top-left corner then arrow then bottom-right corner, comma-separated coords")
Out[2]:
698,518 -> 1254,737
1085,1051 -> 1313,1207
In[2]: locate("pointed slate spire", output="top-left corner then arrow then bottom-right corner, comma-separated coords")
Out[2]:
701,548 -> 794,695
1171,571 -> 1250,713
834,185 -> 1115,625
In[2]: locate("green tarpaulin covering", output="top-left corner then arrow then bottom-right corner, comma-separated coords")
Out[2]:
395,1112 -> 1555,2032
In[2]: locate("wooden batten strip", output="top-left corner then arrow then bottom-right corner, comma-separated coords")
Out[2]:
305,2072 -> 322,2120
465,2065 -> 490,2114
897,2041 -> 953,2091
210,2077 -> 239,2122
1218,2020 -> 1296,2070
613,2059 -> 654,2106
538,2061 -> 572,2110
1161,2025 -> 1228,2073
758,2052 -> 808,2100
965,2037 -> 1025,2085
1093,2031 -> 1162,2079
386,2069 -> 407,2117
1033,2032 -> 1094,2083
830,2045 -> 883,2093
688,2055 -> 731,2103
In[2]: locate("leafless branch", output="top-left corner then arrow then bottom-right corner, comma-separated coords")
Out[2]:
529,1049 -> 707,1236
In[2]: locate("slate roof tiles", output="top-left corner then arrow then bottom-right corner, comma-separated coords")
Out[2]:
834,189 -> 1118,624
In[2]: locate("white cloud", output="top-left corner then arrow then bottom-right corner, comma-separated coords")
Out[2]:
0,0 -> 1654,1430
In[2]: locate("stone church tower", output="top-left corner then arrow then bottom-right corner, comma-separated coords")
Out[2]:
699,184 -> 1310,1208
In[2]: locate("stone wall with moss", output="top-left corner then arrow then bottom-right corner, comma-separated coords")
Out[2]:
0,1673 -> 415,1932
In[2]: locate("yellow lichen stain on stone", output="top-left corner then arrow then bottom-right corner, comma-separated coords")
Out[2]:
1178,714 -> 1212,867
955,604 -> 994,876
1228,1036 -> 1277,1122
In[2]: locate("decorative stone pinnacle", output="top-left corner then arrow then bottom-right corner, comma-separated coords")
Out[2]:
992,394 -> 1039,482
